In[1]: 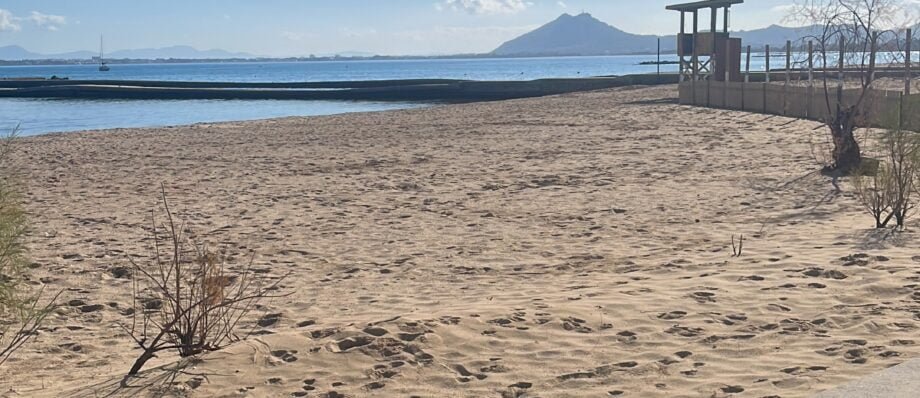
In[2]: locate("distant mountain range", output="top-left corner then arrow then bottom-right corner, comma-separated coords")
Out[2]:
0,45 -> 256,61
493,13 -> 819,56
0,14 -> 857,62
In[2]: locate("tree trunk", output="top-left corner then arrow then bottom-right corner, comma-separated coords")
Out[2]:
128,350 -> 156,376
828,107 -> 862,174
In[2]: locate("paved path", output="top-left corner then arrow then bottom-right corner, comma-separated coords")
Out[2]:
815,359 -> 920,398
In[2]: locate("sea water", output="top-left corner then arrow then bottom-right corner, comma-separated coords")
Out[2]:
0,55 -> 697,135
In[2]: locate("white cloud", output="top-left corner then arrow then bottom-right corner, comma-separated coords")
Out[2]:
441,0 -> 533,15
0,9 -> 21,32
0,9 -> 67,32
771,4 -> 796,14
28,11 -> 66,30
392,24 -> 537,53
557,1 -> 567,9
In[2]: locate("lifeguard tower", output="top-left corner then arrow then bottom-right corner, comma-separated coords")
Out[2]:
666,0 -> 744,82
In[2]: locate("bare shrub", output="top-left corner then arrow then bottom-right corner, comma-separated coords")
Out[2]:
0,126 -> 59,367
851,128 -> 920,228
852,159 -> 893,227
123,186 -> 288,376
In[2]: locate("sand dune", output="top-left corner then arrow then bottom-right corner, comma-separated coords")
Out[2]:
2,85 -> 919,397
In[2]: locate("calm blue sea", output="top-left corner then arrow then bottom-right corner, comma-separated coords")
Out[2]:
0,55 -> 709,135
0,56 -> 683,82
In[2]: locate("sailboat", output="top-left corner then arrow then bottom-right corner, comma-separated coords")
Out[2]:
98,35 -> 110,72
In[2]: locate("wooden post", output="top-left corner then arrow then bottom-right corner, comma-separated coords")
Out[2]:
744,45 -> 750,110
679,12 -> 685,82
837,35 -> 845,109
724,39 -> 730,108
764,45 -> 769,113
807,40 -> 813,119
907,28 -> 912,96
785,40 -> 791,116
838,35 -> 845,85
710,7 -> 718,53
692,10 -> 698,80
869,32 -> 878,84
765,45 -> 771,83
808,40 -> 814,86
745,45 -> 751,82
708,6 -> 717,107
786,40 -> 792,85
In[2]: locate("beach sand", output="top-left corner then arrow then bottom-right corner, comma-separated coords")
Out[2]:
2,85 -> 919,397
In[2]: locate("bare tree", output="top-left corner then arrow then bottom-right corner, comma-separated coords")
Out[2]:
122,186 -> 289,376
788,0 -> 916,174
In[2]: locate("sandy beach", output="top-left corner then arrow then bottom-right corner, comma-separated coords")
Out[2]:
2,85 -> 919,397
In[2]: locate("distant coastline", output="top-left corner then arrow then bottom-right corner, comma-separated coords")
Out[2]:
0,52 -> 690,67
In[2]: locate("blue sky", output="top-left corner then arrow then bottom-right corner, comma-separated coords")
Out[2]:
0,0 -> 797,56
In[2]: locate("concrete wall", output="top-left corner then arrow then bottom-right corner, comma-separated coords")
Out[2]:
764,84 -> 786,116
679,81 -> 920,131
0,74 -> 683,103
742,83 -> 764,113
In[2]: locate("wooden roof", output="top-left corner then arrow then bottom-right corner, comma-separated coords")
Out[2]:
666,0 -> 744,12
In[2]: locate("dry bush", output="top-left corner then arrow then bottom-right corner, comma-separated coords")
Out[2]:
851,129 -> 920,228
0,126 -> 58,367
123,186 -> 288,376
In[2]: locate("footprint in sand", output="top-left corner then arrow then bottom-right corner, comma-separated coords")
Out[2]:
562,317 -> 593,333
450,364 -> 488,382
271,350 -> 299,363
691,291 -> 716,303
658,311 -> 687,320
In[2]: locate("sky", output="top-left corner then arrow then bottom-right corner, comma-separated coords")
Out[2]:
0,0 -> 799,57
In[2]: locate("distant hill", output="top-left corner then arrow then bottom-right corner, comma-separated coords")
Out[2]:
493,13 -> 660,56
731,25 -> 822,49
0,45 -> 254,61
493,13 -> 823,56
0,45 -> 95,61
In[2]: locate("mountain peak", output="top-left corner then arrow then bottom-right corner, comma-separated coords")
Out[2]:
492,12 -> 651,56
493,14 -> 816,57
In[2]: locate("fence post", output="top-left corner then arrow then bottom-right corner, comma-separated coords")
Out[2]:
907,28 -> 913,97
808,40 -> 814,85
692,10 -> 698,105
838,35 -> 845,108
785,40 -> 791,115
744,45 -> 751,111
745,45 -> 751,83
765,45 -> 771,83
786,40 -> 792,84
807,40 -> 813,119
764,45 -> 770,114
